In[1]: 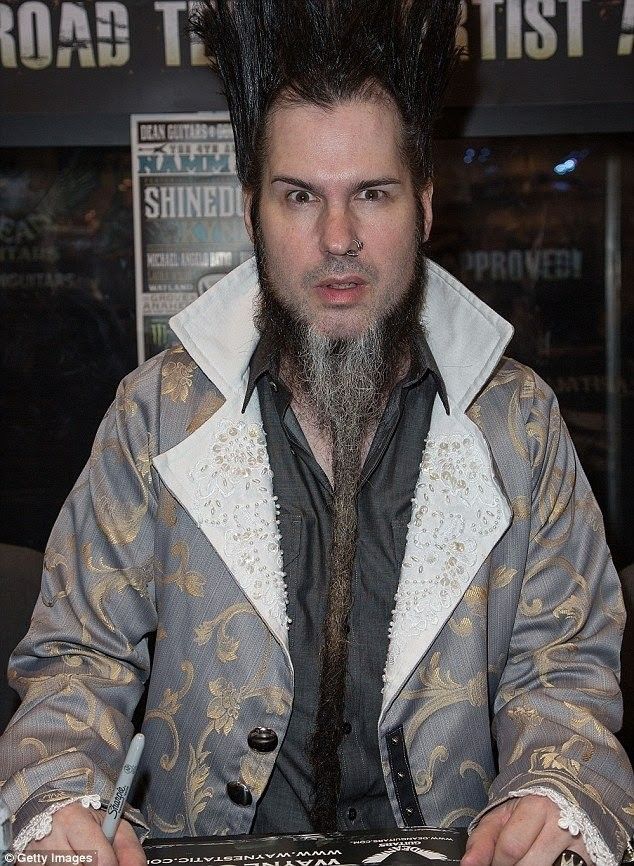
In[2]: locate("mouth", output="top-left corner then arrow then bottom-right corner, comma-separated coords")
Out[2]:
315,276 -> 368,305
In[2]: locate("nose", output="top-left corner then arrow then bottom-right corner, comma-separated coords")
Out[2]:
318,203 -> 359,257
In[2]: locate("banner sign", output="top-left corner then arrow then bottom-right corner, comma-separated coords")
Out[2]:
1,0 -> 632,123
131,112 -> 252,361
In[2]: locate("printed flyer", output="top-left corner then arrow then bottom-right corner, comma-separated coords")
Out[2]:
131,112 -> 253,361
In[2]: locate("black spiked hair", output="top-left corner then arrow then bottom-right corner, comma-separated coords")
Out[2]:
190,0 -> 461,190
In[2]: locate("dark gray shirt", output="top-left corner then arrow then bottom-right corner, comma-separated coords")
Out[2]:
243,333 -> 448,833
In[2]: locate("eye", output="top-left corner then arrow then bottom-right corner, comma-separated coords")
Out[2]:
356,188 -> 387,202
287,190 -> 317,204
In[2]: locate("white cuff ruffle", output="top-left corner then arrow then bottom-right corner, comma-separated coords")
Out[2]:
508,786 -> 615,866
12,794 -> 102,853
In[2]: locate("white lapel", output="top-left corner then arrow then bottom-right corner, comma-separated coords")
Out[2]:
380,400 -> 512,713
152,261 -> 290,655
381,260 -> 514,714
151,258 -> 514,681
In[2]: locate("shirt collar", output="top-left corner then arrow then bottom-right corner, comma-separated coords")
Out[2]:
242,328 -> 449,415
242,327 -> 282,413
405,332 -> 449,414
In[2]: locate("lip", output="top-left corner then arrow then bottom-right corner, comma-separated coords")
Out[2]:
315,275 -> 367,288
314,275 -> 368,306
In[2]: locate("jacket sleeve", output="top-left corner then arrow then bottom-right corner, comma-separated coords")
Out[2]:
0,363 -> 162,839
478,370 -> 634,863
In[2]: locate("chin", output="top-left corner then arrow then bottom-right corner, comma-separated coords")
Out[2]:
314,311 -> 373,341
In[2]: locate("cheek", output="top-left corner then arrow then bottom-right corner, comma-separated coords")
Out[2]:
365,206 -> 418,251
261,219 -> 306,273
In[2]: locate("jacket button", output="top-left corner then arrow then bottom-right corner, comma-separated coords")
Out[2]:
226,781 -> 252,806
247,727 -> 278,753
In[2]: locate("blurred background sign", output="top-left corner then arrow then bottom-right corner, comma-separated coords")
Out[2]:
1,0 -> 632,144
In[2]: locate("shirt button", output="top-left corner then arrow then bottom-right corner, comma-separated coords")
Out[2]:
342,722 -> 352,735
347,807 -> 357,821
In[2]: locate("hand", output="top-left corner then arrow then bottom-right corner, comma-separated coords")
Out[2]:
25,801 -> 146,866
461,795 -> 590,866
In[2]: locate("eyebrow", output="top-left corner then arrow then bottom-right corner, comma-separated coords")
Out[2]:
271,175 -> 402,195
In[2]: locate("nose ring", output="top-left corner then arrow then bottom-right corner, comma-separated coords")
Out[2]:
345,239 -> 364,257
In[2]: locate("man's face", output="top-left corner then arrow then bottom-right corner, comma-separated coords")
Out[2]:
244,97 -> 432,340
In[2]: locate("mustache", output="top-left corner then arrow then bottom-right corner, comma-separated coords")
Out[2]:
302,259 -> 379,286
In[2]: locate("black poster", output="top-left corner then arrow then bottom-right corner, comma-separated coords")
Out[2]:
143,830 -> 467,866
0,0 -> 632,138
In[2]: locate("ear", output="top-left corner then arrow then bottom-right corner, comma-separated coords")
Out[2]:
243,187 -> 254,242
418,181 -> 433,242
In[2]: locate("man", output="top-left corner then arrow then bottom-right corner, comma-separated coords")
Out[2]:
0,1 -> 632,864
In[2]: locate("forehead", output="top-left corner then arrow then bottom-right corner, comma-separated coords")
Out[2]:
264,97 -> 407,181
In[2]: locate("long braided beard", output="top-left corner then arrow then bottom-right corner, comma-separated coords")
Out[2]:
301,329 -> 389,832
252,206 -> 427,831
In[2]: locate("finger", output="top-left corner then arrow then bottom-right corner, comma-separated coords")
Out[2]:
514,829 -> 590,866
491,800 -> 545,866
67,820 -> 119,866
111,819 -> 147,866
462,807 -> 510,866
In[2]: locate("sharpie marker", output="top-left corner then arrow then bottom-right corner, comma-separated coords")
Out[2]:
102,733 -> 145,843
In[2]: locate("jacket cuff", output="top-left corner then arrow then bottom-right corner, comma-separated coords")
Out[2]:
13,795 -> 102,853
507,787 -> 613,866
9,789 -> 150,852
469,785 -> 621,866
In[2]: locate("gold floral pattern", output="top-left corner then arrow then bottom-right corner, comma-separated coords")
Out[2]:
162,542 -> 205,597
186,391 -> 225,434
185,742 -> 214,833
460,760 -> 492,796
449,616 -> 473,636
207,678 -> 241,735
145,661 -> 195,771
158,487 -> 178,528
41,534 -> 77,607
491,564 -> 518,589
81,544 -> 156,633
403,652 -> 487,748
91,432 -> 150,546
240,752 -> 274,799
413,745 -> 448,794
195,602 -> 255,662
161,360 -> 197,403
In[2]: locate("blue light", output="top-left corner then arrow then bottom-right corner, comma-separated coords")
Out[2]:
554,158 -> 577,175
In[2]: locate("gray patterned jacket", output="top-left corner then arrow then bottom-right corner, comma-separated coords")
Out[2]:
1,259 -> 632,861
